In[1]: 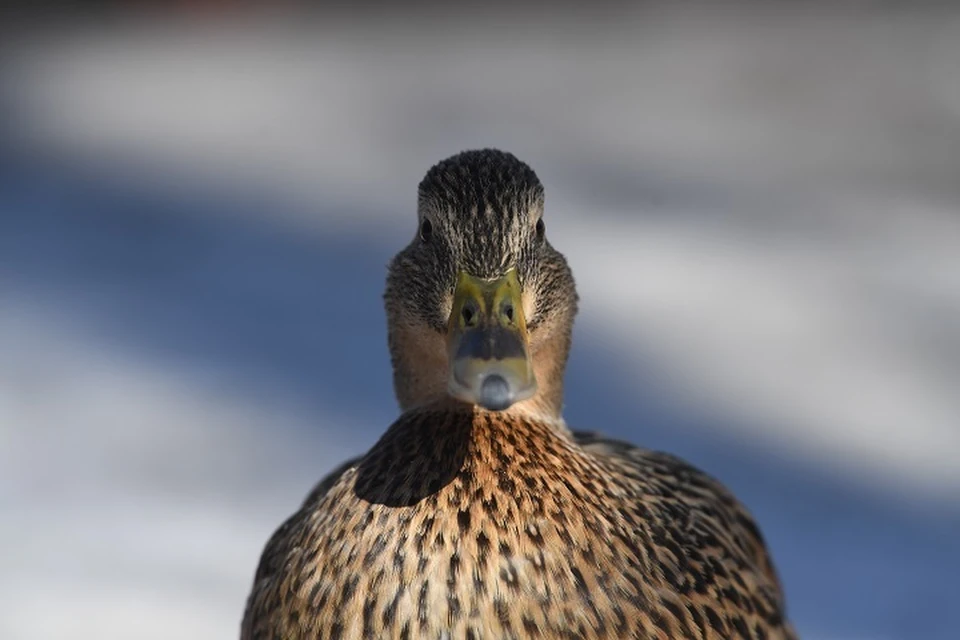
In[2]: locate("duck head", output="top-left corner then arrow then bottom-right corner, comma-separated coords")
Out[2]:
385,149 -> 578,420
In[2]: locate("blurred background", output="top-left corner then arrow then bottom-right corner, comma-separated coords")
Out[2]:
2,1 -> 959,639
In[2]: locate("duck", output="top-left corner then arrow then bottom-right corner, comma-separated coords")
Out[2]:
241,149 -> 796,639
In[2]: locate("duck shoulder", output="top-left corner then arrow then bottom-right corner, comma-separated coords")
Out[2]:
571,430 -> 788,605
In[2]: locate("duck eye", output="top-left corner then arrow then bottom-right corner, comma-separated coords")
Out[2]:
535,218 -> 545,241
419,218 -> 433,242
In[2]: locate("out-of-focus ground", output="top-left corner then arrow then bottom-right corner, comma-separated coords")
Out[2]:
1,3 -> 959,639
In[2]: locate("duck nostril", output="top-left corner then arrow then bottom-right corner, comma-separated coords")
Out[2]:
461,302 -> 478,327
502,302 -> 515,324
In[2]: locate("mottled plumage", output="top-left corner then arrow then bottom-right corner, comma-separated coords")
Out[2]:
242,150 -> 795,639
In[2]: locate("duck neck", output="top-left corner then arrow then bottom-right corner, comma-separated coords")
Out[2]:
353,404 -> 580,509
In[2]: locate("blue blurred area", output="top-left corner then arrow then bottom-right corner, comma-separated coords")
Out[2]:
2,147 -> 959,639
1,154 -> 397,429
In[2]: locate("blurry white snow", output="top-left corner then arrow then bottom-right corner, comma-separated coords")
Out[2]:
0,298 -> 361,640
2,6 -> 960,640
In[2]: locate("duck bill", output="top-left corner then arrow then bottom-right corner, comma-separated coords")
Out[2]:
447,269 -> 537,411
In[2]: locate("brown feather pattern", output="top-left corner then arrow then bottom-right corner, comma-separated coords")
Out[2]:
242,409 -> 796,639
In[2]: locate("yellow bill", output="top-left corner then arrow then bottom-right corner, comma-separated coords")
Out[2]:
447,268 -> 536,411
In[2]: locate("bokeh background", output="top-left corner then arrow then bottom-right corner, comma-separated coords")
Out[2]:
2,2 -> 959,639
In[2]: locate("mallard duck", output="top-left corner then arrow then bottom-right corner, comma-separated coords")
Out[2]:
241,149 -> 796,639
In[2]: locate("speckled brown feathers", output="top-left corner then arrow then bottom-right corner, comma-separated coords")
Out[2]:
242,409 -> 795,639
241,149 -> 795,639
